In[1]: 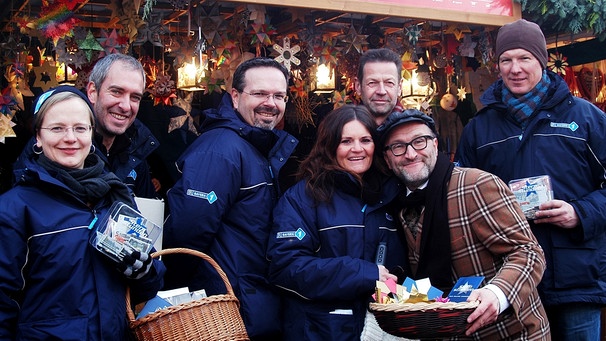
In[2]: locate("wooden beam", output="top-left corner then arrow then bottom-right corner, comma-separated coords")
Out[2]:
224,0 -> 521,27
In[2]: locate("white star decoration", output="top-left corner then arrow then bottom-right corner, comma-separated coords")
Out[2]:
457,87 -> 467,101
274,37 -> 300,72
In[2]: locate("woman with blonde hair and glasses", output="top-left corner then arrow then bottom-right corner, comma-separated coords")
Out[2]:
0,86 -> 165,340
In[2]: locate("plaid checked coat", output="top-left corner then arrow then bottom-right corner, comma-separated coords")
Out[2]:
402,166 -> 550,340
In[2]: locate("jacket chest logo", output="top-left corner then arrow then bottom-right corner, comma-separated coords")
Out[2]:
550,121 -> 578,131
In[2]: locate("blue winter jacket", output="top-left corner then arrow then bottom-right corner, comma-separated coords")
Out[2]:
0,155 -> 165,340
94,119 -> 160,199
267,174 -> 407,341
455,70 -> 606,307
163,93 -> 298,338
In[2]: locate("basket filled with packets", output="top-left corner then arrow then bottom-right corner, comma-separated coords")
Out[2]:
126,248 -> 249,341
368,277 -> 480,339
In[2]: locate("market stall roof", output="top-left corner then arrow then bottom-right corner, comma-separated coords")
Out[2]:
1,0 -> 519,38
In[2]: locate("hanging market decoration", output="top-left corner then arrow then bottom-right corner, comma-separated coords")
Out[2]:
404,24 -> 422,47
78,30 -> 104,62
134,14 -> 169,47
34,0 -> 80,43
249,20 -> 277,47
440,93 -> 458,111
273,37 -> 301,72
247,4 -> 267,25
478,30 -> 494,67
169,92 -> 199,136
0,36 -> 26,61
457,86 -> 468,101
547,52 -> 569,75
32,61 -> 59,91
4,66 -> 26,111
458,35 -> 477,58
0,113 -> 17,144
196,3 -> 226,46
142,0 -> 157,20
339,25 -> 368,54
109,0 -> 146,44
149,74 -> 177,106
0,86 -> 17,116
444,24 -> 471,41
313,36 -> 340,69
99,29 -> 125,55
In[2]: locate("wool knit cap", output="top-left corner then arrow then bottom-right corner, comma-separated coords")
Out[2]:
495,19 -> 548,69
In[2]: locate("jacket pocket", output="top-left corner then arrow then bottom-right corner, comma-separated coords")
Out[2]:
551,233 -> 600,289
304,309 -> 360,341
18,315 -> 87,341
237,274 -> 282,337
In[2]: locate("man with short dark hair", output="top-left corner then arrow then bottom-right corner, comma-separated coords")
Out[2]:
163,57 -> 298,340
355,48 -> 403,124
456,19 -> 606,340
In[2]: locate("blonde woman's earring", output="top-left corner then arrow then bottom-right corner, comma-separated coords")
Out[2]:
33,143 -> 43,155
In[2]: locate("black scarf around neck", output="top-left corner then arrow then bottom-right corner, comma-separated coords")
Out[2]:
37,153 -> 132,206
332,170 -> 382,205
398,152 -> 454,293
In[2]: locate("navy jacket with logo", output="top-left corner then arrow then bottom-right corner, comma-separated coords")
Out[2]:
0,154 -> 165,340
267,174 -> 407,341
163,93 -> 298,338
455,70 -> 606,307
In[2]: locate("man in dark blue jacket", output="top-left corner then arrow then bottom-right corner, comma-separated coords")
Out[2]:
456,19 -> 606,340
86,53 -> 160,198
163,58 -> 298,340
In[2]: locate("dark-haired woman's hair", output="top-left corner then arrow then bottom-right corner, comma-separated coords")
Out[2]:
297,104 -> 378,203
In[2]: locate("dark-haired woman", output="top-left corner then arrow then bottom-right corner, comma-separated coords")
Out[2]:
267,104 -> 405,341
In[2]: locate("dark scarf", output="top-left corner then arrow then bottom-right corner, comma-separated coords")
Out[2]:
398,152 -> 454,293
332,170 -> 382,205
502,70 -> 551,127
37,153 -> 132,206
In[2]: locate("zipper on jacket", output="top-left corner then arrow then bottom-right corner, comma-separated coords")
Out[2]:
88,210 -> 98,230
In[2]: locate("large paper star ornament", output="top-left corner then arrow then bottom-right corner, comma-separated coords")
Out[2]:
274,37 -> 300,71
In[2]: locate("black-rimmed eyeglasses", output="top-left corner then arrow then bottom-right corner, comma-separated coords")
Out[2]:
384,135 -> 434,156
239,90 -> 288,103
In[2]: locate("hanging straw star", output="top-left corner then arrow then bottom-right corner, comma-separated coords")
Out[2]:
274,37 -> 300,71
0,114 -> 17,144
548,52 -> 569,75
457,86 -> 467,101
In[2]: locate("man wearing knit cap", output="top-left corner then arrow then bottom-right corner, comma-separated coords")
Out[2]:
456,18 -> 606,340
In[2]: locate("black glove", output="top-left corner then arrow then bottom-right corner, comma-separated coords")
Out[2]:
118,251 -> 153,279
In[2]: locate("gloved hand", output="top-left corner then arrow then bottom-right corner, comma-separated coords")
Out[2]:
118,250 -> 153,280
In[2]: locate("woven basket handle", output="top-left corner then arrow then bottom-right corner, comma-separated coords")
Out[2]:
126,247 -> 235,321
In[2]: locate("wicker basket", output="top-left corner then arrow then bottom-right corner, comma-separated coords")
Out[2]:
368,300 -> 479,339
126,248 -> 249,341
